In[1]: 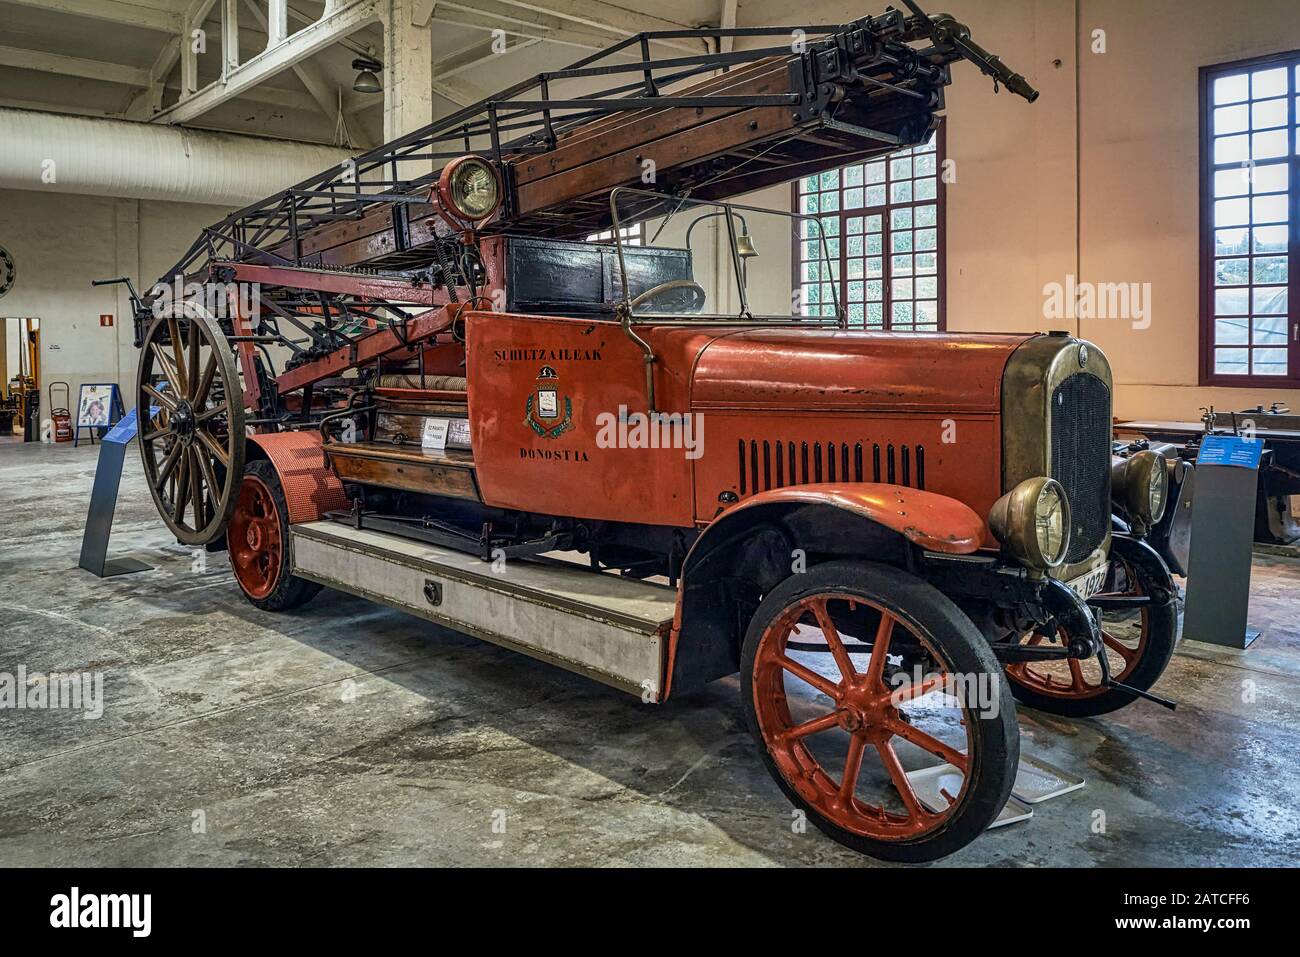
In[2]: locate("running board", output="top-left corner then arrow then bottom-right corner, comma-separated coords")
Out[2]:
290,521 -> 675,700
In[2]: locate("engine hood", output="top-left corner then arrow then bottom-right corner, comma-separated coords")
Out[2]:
688,329 -> 1038,414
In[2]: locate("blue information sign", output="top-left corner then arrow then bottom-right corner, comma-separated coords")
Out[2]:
103,407 -> 140,445
1197,434 -> 1264,470
102,406 -> 159,445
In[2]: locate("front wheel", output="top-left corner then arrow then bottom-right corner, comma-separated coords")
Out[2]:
741,561 -> 1018,863
226,459 -> 322,612
1004,547 -> 1177,717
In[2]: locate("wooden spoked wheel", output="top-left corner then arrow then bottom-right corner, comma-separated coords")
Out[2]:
137,306 -> 245,545
741,562 -> 1018,862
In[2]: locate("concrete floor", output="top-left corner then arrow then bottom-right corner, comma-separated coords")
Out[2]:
2,439 -> 1299,867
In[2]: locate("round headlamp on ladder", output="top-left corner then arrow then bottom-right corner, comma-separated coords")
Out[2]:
435,156 -> 503,228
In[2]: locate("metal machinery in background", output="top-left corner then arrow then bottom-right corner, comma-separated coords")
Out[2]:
1,317 -> 40,440
1120,404 -> 1300,549
116,2 -> 1038,545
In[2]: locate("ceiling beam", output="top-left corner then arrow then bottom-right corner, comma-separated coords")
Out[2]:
183,0 -> 221,96
439,0 -> 702,55
125,0 -> 220,118
0,44 -> 149,88
221,0 -> 241,76
3,84 -> 344,122
1,0 -> 181,33
240,0 -> 376,148
240,0 -> 335,119
150,0 -> 382,125
410,0 -> 435,27
434,35 -> 542,82
719,0 -> 737,55
0,97 -> 120,118
266,0 -> 288,45
360,24 -> 543,114
489,0 -> 705,51
434,1 -> 628,54
164,80 -> 321,113
431,80 -> 475,108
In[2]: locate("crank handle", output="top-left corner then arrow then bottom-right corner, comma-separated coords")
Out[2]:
1103,677 -> 1178,711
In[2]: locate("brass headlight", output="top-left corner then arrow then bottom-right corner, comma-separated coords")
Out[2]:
989,477 -> 1072,570
1112,450 -> 1168,528
437,156 -> 502,224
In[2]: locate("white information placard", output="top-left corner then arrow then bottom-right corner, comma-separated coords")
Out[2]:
421,417 -> 450,451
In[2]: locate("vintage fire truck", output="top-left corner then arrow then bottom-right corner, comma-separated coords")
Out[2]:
123,3 -> 1177,861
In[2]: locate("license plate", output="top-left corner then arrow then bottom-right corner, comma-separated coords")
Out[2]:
1065,563 -> 1108,600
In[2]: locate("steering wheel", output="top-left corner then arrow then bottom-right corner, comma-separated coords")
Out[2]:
629,279 -> 707,314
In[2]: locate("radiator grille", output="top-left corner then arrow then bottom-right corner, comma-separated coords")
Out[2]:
1050,373 -> 1112,563
737,440 -> 925,496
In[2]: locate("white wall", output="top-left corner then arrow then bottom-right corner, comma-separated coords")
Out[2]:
0,188 -> 233,417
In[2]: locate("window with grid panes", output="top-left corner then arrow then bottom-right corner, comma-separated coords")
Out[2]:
1201,54 -> 1298,385
794,128 -> 944,330
587,223 -> 644,245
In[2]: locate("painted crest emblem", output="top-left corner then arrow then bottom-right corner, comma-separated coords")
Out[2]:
524,365 -> 573,439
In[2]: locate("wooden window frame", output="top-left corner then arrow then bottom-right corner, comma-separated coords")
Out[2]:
1199,51 -> 1300,387
790,123 -> 947,331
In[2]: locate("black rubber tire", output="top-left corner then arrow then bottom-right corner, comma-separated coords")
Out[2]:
1007,560 -> 1177,718
228,459 -> 323,612
740,560 -> 1019,864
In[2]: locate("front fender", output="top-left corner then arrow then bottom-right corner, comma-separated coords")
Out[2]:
702,484 -> 987,559
664,484 -> 986,698
1108,532 -> 1177,607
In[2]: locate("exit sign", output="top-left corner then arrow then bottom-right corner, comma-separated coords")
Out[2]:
100,314 -> 113,327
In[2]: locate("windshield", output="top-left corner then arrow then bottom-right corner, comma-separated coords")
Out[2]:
608,188 -> 840,322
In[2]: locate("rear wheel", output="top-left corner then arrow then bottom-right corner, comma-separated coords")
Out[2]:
226,459 -> 322,611
741,561 -> 1018,863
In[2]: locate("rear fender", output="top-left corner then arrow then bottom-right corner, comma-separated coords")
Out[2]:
245,431 -> 350,524
664,484 -> 986,697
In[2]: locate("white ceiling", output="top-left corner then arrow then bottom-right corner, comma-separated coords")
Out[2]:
0,0 -> 729,149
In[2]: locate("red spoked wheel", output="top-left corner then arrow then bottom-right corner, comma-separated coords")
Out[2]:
228,473 -> 282,600
741,561 -> 1018,863
226,460 -> 322,612
1004,553 -> 1176,718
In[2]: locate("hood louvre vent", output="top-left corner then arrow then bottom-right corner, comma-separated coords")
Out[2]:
737,440 -> 926,496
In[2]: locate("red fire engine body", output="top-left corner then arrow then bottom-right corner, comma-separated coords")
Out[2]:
123,5 -> 1178,861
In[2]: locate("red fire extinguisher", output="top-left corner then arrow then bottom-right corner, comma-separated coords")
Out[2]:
50,381 -> 73,443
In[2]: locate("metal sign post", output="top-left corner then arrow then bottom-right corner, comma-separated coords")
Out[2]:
1183,435 -> 1264,649
78,407 -> 154,578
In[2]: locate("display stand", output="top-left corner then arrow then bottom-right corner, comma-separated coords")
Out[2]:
906,751 -> 1084,830
73,383 -> 124,447
78,407 -> 154,578
1183,435 -> 1264,649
